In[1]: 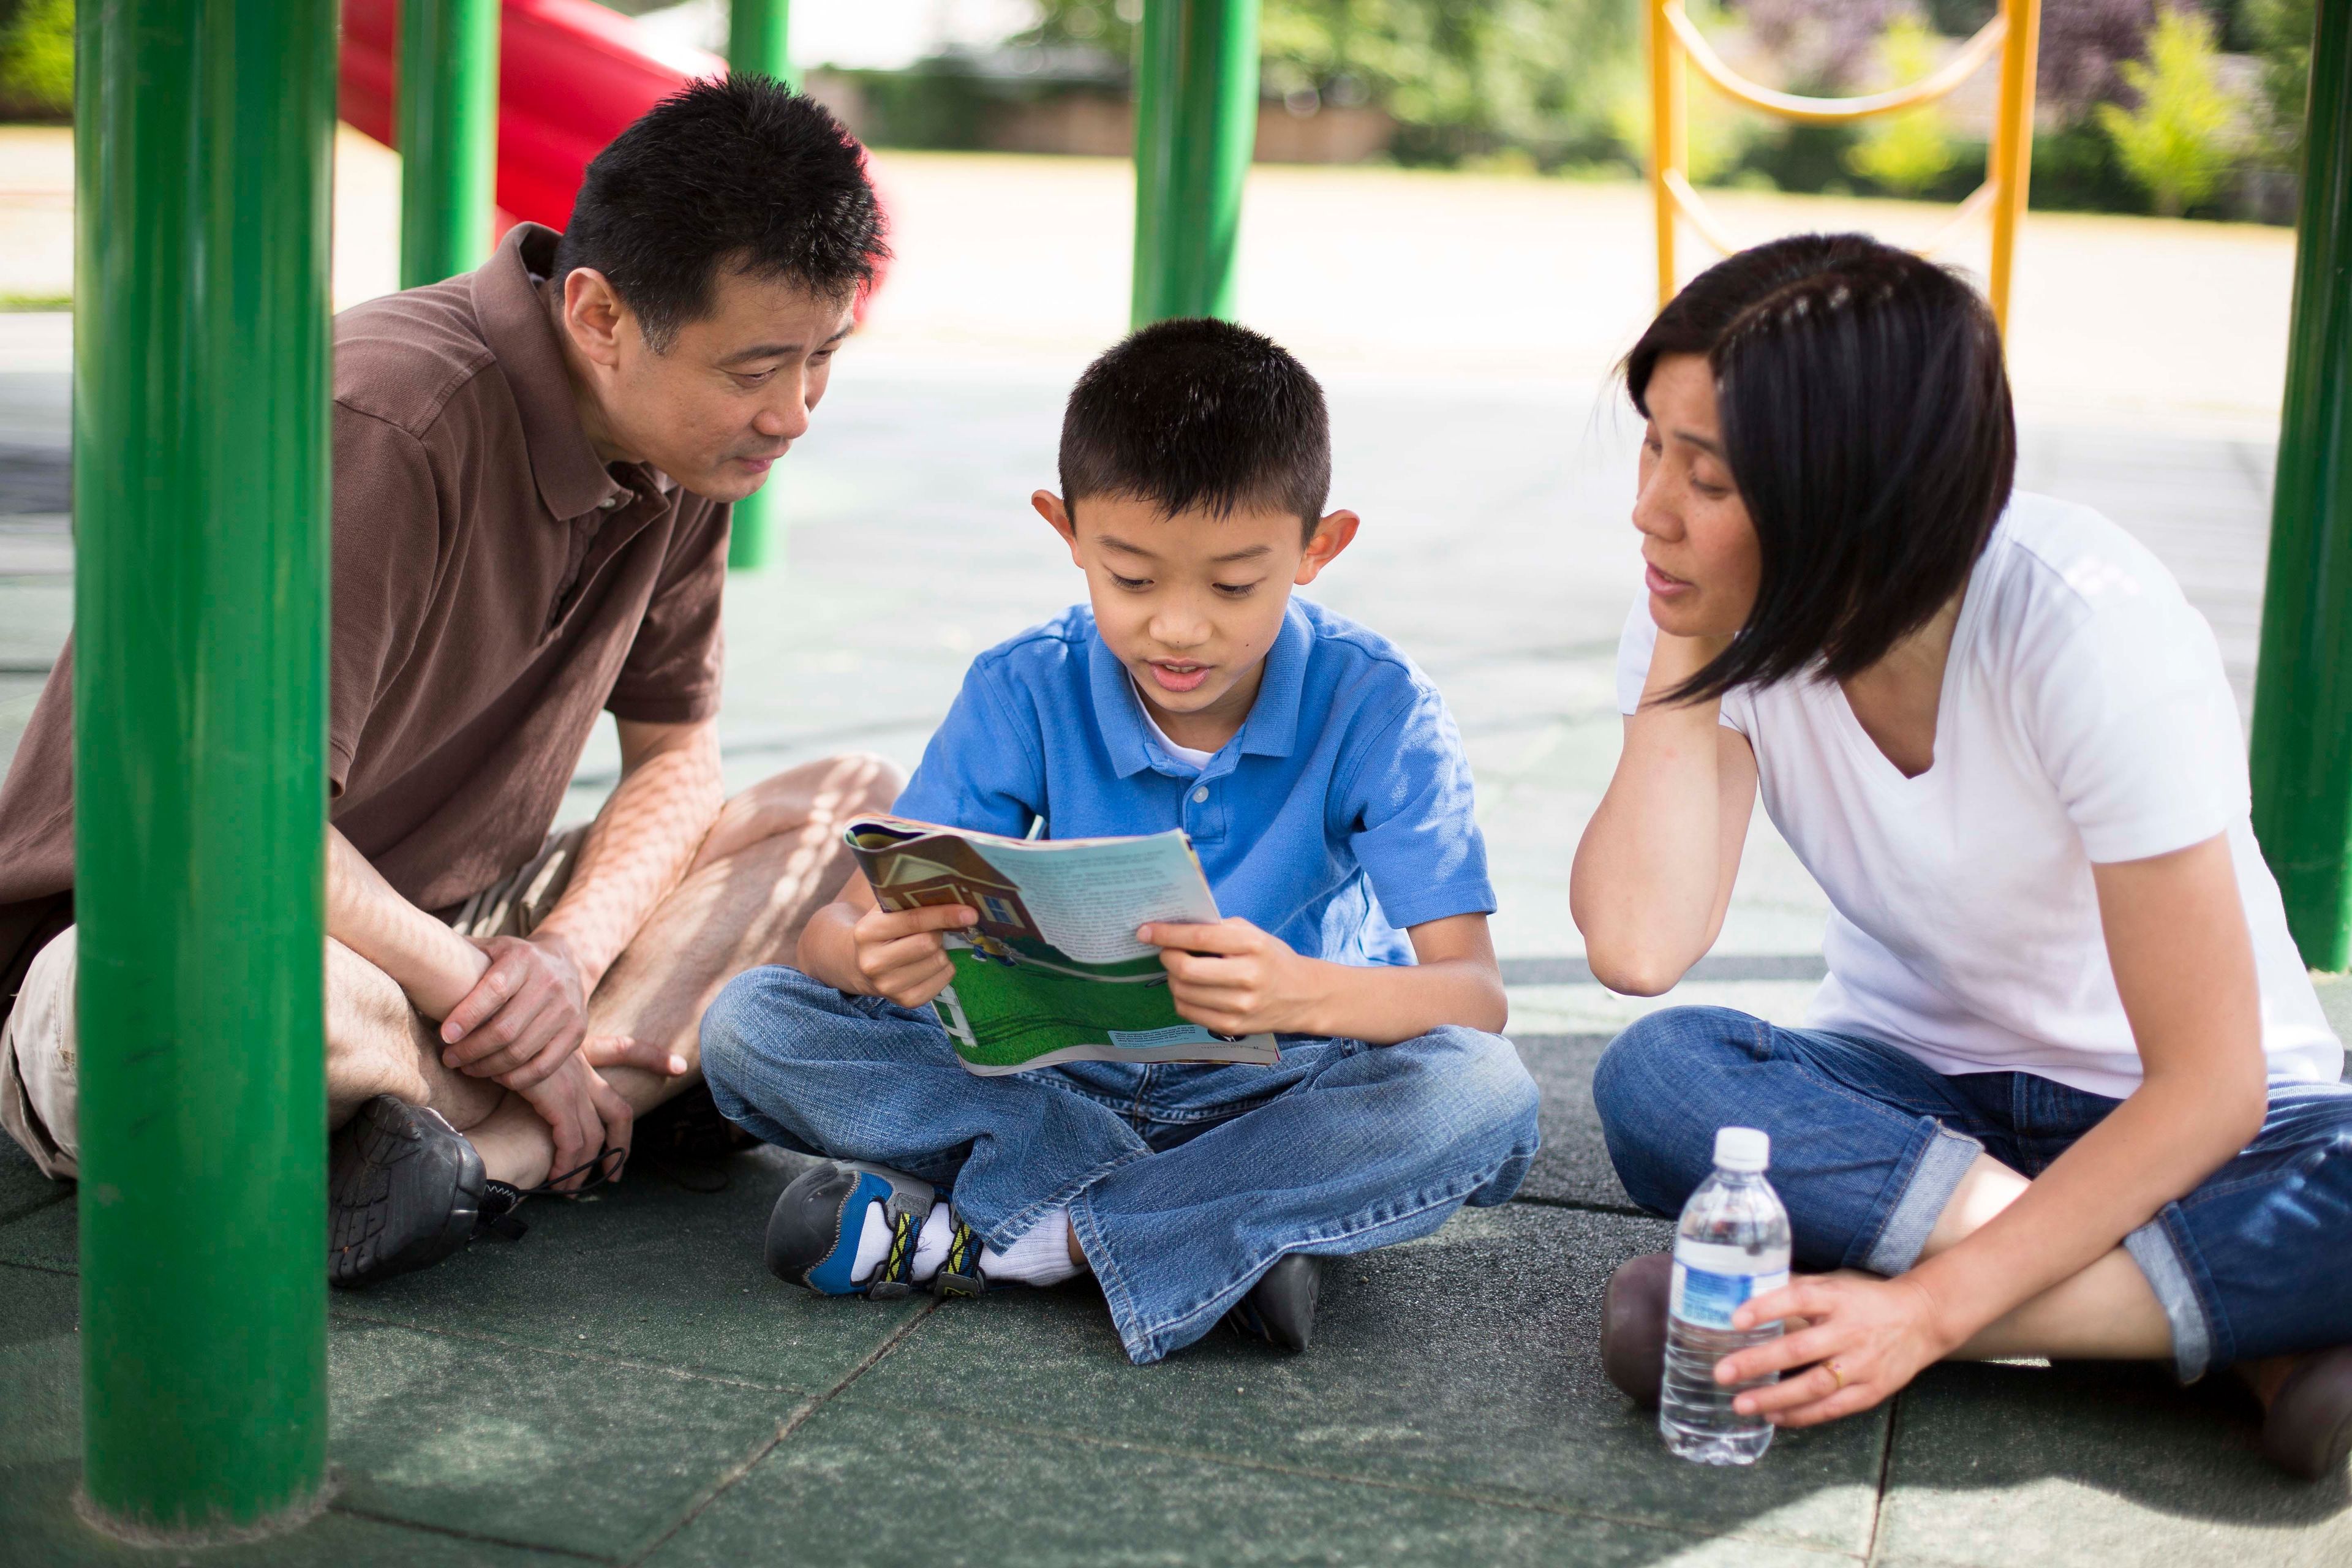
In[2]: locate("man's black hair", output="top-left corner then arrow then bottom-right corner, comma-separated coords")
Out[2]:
1059,318 -> 1331,537
552,75 -> 886,349
1624,232 -> 2016,706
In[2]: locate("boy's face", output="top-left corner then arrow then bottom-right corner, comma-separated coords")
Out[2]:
1034,489 -> 1359,747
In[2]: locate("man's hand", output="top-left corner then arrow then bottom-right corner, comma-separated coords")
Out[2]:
1142,918 -> 1325,1037
513,1053 -> 631,1191
1709,1271 -> 1963,1429
851,903 -> 975,1008
511,1035 -> 683,1192
439,933 -> 590,1087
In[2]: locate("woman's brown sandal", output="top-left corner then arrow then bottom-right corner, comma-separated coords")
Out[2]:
2260,1344 -> 2352,1480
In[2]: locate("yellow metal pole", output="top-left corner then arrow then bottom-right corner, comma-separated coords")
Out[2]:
1986,0 -> 2041,337
1649,0 -> 1684,306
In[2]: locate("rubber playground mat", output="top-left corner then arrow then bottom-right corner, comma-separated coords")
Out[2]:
2,1068 -> 2346,1568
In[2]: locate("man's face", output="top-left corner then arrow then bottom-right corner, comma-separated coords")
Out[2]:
557,262 -> 856,502
1034,489 -> 1358,748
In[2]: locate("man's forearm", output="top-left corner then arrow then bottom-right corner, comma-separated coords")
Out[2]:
327,827 -> 489,1017
531,723 -> 726,992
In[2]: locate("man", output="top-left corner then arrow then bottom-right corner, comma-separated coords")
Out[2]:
0,78 -> 899,1284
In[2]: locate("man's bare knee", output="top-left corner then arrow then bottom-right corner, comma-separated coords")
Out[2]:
693,750 -> 903,871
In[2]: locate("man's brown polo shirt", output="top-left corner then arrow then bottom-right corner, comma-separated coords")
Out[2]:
0,223 -> 732,1023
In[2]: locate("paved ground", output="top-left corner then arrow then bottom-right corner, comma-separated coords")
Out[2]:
2,149 -> 2349,1564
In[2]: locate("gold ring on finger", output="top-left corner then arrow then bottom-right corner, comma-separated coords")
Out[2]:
1826,1360 -> 1847,1392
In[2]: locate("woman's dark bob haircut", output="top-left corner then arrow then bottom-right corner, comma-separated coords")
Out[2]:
1626,232 -> 2015,705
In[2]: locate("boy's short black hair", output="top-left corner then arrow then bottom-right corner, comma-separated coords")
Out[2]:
1625,232 -> 2015,705
1059,318 -> 1331,536
552,75 -> 887,349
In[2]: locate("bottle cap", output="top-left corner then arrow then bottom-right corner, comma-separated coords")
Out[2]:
1714,1126 -> 1770,1172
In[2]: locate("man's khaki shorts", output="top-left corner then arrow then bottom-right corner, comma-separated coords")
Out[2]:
0,824 -> 587,1182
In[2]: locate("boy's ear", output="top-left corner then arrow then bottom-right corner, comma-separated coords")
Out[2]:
1294,509 -> 1360,586
1032,490 -> 1083,565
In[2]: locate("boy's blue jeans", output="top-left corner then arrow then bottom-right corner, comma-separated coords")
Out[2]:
1594,1005 -> 2352,1382
701,966 -> 1541,1365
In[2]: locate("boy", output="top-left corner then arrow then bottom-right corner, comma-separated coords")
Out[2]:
700,319 -> 1539,1363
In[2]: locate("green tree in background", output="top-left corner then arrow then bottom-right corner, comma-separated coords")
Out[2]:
2095,5 -> 2241,214
1844,13 -> 1961,194
2245,0 -> 2314,165
1025,0 -> 1642,168
0,0 -> 72,117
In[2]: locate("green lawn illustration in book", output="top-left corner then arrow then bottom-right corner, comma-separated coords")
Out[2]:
843,813 -> 1280,1076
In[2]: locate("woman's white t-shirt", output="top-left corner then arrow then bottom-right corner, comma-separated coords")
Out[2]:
1615,490 -> 2342,1099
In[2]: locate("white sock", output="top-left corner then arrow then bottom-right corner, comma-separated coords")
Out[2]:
850,1200 -> 957,1284
911,1202 -> 955,1279
978,1206 -> 1084,1287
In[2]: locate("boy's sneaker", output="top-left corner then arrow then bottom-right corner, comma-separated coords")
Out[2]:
1224,1254 -> 1323,1352
328,1096 -> 486,1289
765,1158 -> 985,1299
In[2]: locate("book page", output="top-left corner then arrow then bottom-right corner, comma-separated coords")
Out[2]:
968,832 -> 1218,965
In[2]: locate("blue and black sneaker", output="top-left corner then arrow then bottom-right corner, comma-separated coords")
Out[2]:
764,1158 -> 988,1300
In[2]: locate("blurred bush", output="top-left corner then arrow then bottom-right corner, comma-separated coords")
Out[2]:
2095,6 -> 2241,214
0,0 -> 71,119
1844,14 -> 1963,195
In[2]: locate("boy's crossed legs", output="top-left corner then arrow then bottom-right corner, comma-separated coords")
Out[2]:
701,965 -> 1541,1364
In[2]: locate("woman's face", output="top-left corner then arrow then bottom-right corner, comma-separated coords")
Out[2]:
1634,353 -> 1761,641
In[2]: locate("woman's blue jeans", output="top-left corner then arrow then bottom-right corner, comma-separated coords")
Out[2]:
701,965 -> 1542,1365
1593,1005 -> 2352,1381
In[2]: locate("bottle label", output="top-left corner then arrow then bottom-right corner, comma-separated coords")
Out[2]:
1670,1241 -> 1791,1332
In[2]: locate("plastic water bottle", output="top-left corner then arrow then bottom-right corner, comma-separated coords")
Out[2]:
1659,1126 -> 1791,1466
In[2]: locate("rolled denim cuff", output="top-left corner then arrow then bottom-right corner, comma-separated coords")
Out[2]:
2124,1217 -> 2214,1382
1862,1123 -> 1983,1276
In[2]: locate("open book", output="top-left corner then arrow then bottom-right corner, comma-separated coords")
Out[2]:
843,814 -> 1281,1076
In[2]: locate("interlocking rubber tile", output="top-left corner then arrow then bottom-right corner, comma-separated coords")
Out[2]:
0,1264 -> 574,1566
849,1204 -> 1887,1556
1874,1358 -> 2352,1568
1511,1033 -> 1638,1212
331,1145 -> 933,1393
639,1394 -> 1844,1568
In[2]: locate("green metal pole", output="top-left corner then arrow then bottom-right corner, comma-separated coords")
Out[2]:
399,0 -> 501,287
730,0 -> 797,89
74,0 -> 333,1539
2252,0 -> 2352,971
1131,0 -> 1261,325
726,0 -> 794,571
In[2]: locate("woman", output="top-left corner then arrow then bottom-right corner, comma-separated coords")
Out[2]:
1572,233 -> 2352,1478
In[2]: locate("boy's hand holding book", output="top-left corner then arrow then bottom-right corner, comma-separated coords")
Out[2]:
1142,918 -> 1327,1038
850,900 -> 977,1009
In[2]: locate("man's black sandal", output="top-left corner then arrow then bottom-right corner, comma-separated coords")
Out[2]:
328,1096 -> 487,1289
1224,1254 -> 1323,1352
476,1146 -> 626,1242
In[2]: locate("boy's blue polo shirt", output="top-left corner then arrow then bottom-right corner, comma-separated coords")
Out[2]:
891,597 -> 1494,966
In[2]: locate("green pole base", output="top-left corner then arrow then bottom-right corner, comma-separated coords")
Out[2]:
74,1478 -> 334,1549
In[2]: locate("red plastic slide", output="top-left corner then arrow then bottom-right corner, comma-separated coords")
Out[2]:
341,0 -> 726,235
